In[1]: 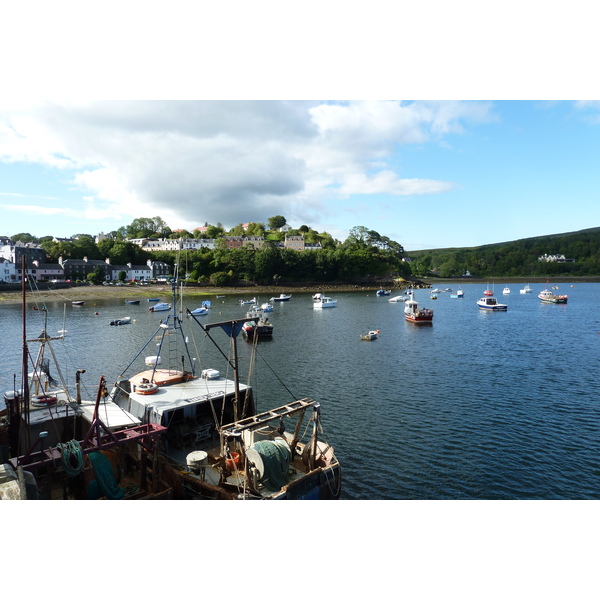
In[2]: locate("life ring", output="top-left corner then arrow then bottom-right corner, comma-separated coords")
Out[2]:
31,394 -> 58,407
136,382 -> 159,395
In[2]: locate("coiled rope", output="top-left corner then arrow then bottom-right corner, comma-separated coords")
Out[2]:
56,440 -> 84,477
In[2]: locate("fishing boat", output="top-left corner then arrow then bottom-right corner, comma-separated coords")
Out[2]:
376,289 -> 391,296
477,297 -> 508,311
313,294 -> 337,309
450,289 -> 464,298
0,262 -> 180,500
360,330 -> 380,341
520,283 -> 533,294
260,302 -> 273,312
109,276 -> 342,500
270,293 -> 292,302
149,302 -> 171,312
404,297 -> 433,323
538,288 -> 568,304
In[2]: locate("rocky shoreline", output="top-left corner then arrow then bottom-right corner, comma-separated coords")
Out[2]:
1,275 -> 596,306
0,281 -> 409,306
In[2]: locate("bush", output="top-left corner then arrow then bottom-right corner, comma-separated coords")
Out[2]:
209,271 -> 233,286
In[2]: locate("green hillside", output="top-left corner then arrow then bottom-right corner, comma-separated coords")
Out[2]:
405,227 -> 600,278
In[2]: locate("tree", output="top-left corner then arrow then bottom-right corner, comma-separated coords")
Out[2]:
126,216 -> 171,239
267,215 -> 287,230
87,265 -> 106,285
11,233 -> 37,243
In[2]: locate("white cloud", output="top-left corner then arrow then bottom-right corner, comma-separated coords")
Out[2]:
0,100 -> 492,232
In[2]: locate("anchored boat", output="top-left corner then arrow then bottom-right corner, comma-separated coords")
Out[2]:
404,296 -> 433,323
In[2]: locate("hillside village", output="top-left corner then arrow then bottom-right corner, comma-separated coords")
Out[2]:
0,224 -> 324,284
0,220 -> 595,285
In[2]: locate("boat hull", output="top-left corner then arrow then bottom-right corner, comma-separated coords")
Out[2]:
242,325 -> 274,340
405,315 -> 433,323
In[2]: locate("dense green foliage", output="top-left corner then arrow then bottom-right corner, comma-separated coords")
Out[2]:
407,227 -> 600,277
14,219 -> 600,283
12,222 -> 410,284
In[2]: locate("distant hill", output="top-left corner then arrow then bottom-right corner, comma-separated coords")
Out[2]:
404,227 -> 600,278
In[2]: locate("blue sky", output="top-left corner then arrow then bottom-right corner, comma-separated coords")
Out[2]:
1,100 -> 599,251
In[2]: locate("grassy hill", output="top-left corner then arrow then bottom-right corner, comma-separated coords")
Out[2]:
404,227 -> 600,278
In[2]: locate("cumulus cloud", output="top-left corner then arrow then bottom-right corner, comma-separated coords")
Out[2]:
0,100 -> 492,232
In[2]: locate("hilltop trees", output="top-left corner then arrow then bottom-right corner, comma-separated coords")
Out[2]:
267,215 -> 286,230
125,216 -> 171,239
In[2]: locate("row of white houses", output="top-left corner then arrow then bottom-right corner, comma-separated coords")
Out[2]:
128,234 -> 322,252
0,258 -> 171,284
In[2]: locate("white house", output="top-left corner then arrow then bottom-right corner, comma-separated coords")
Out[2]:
0,258 -> 15,282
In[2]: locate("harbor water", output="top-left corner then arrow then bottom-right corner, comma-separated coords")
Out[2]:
1,282 -> 599,499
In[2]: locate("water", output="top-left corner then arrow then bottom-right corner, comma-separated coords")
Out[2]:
1,283 -> 599,499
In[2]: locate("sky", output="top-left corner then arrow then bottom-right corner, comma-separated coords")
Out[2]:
1,2 -> 598,254
2,99 -> 599,252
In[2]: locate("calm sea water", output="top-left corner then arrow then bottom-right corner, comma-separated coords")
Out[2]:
1,282 -> 599,499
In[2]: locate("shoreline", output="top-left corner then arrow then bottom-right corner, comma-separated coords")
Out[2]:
0,276 -> 596,306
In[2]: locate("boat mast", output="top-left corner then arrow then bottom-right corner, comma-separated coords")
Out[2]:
20,256 -> 29,450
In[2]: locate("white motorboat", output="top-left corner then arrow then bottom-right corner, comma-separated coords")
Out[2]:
149,302 -> 171,312
360,330 -> 380,341
503,287 -> 511,294
477,297 -> 507,311
520,284 -> 533,294
313,293 -> 337,308
110,316 -> 132,326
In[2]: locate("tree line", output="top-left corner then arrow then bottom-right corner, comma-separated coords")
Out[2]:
11,220 -> 599,283
407,227 -> 600,278
9,221 -> 411,285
